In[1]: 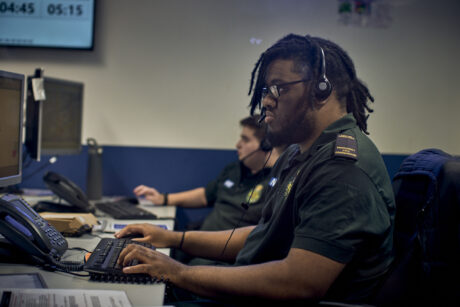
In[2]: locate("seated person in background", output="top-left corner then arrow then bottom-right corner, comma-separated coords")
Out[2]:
134,115 -> 286,233
116,33 -> 395,305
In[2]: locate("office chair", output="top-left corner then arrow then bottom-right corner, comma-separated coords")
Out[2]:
372,150 -> 460,307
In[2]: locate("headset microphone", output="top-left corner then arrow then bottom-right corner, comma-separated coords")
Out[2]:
240,137 -> 272,162
258,107 -> 267,124
240,148 -> 260,162
221,144 -> 274,257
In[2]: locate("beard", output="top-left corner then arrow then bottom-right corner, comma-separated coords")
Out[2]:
266,108 -> 316,148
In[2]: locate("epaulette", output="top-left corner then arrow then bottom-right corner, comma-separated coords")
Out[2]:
334,133 -> 358,160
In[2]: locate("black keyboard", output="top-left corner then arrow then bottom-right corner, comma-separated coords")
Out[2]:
95,200 -> 157,219
84,238 -> 159,283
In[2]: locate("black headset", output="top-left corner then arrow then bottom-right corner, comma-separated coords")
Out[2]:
314,46 -> 332,101
259,137 -> 272,152
240,135 -> 272,162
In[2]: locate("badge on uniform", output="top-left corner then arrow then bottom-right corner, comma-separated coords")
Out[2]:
284,169 -> 301,199
224,179 -> 234,188
334,134 -> 358,160
246,184 -> 264,204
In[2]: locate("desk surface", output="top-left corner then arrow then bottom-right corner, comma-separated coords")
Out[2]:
0,264 -> 166,307
0,194 -> 175,307
138,199 -> 176,219
21,193 -> 177,220
0,233 -> 169,307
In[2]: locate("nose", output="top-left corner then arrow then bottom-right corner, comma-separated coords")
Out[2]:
236,139 -> 242,149
261,94 -> 276,109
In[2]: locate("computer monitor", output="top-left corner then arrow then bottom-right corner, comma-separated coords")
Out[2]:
0,70 -> 25,188
25,76 -> 84,160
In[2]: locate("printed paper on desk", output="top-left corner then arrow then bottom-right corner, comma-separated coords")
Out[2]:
0,288 -> 132,307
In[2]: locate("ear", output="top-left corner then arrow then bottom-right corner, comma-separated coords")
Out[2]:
312,94 -> 329,110
313,89 -> 336,111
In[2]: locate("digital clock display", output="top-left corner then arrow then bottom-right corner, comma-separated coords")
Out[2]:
0,2 -> 36,15
0,0 -> 95,49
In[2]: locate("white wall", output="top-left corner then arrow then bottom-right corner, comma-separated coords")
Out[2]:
1,0 -> 459,154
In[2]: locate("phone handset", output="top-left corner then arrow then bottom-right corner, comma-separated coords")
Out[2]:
0,194 -> 83,270
43,171 -> 94,213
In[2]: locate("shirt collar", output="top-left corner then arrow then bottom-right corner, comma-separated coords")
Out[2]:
293,113 -> 358,163
239,161 -> 272,180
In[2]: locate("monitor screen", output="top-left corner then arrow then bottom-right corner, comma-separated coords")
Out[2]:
0,70 -> 24,188
0,0 -> 96,50
40,77 -> 84,156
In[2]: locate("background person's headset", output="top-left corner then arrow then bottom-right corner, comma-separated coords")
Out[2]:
240,136 -> 272,162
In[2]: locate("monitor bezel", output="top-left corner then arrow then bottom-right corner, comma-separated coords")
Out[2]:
0,0 -> 97,51
0,70 -> 25,188
24,75 -> 43,161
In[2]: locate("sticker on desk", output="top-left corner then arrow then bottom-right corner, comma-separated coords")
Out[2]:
104,222 -> 167,233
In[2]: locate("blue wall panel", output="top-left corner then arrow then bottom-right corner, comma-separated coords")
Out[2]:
382,154 -> 408,180
20,145 -> 238,197
20,145 -> 409,196
101,146 -> 237,196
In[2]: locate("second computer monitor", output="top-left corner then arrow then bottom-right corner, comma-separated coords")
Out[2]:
0,70 -> 24,188
26,76 -> 84,160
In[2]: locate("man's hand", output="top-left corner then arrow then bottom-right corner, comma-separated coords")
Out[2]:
117,244 -> 186,283
133,185 -> 164,205
115,223 -> 181,248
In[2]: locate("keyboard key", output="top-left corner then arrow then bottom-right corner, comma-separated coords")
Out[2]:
84,238 -> 157,284
95,200 -> 157,219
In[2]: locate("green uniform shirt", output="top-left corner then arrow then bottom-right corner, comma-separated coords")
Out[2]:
200,161 -> 272,231
235,114 -> 395,303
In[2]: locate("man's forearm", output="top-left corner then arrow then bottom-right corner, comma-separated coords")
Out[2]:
171,255 -> 313,300
180,226 -> 255,262
170,248 -> 343,301
168,187 -> 207,208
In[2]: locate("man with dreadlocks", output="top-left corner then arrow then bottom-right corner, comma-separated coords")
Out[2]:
115,34 -> 395,305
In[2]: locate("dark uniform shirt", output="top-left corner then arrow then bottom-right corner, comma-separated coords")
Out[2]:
200,161 -> 272,231
234,114 -> 395,303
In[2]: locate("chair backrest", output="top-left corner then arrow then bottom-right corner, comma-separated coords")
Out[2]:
373,150 -> 460,307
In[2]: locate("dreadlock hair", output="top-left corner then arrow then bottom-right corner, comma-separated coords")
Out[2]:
248,34 -> 374,134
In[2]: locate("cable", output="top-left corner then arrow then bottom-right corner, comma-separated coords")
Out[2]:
42,256 -> 85,273
22,156 -> 58,181
61,271 -> 90,277
68,246 -> 91,253
22,152 -> 34,169
219,149 -> 272,258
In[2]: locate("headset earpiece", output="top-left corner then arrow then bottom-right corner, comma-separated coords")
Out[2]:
314,46 -> 332,102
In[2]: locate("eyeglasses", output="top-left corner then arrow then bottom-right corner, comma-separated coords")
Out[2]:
261,79 -> 308,99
